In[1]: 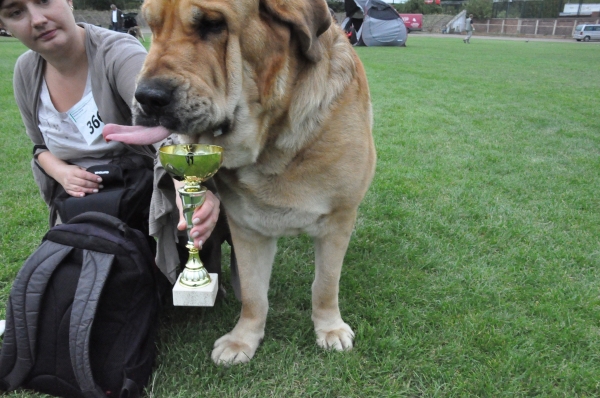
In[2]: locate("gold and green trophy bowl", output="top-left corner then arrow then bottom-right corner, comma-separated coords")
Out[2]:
159,144 -> 223,289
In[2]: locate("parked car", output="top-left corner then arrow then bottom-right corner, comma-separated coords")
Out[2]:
399,13 -> 423,33
573,24 -> 600,41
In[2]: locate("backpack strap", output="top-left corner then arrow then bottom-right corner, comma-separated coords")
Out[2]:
0,241 -> 73,390
69,249 -> 115,398
120,376 -> 141,398
68,211 -> 129,234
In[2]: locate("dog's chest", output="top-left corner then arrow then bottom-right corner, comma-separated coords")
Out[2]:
216,167 -> 330,237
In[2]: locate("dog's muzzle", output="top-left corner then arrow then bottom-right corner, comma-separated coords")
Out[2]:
134,78 -> 232,137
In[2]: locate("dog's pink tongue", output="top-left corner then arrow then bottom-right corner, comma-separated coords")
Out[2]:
103,124 -> 172,145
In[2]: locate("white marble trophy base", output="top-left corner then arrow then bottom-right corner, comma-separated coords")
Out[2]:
172,273 -> 218,306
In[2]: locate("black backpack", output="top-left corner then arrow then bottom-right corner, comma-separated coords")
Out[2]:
0,212 -> 159,398
54,154 -> 154,237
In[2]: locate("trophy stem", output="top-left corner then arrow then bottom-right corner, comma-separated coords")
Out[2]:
178,184 -> 211,288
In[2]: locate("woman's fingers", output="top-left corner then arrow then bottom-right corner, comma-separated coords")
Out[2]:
188,191 -> 221,248
173,184 -> 221,248
192,191 -> 218,225
64,169 -> 103,197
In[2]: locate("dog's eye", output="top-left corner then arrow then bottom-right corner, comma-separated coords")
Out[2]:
198,19 -> 226,38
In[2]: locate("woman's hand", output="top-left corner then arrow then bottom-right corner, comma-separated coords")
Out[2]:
174,179 -> 221,249
37,151 -> 102,197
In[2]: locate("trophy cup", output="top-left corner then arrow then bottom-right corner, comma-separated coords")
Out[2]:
158,144 -> 223,306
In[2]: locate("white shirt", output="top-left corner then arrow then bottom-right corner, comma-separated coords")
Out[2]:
38,70 -> 126,168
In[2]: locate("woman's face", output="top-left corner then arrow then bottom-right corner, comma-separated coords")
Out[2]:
0,0 -> 77,55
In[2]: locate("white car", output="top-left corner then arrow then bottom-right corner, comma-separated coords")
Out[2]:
573,24 -> 600,41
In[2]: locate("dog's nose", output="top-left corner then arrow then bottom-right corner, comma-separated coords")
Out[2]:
135,80 -> 173,110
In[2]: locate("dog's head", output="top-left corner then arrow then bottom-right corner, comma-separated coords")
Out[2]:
133,0 -> 332,168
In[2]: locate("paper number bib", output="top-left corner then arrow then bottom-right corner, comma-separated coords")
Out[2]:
68,92 -> 105,145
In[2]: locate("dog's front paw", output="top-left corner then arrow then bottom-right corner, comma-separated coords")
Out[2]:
315,322 -> 354,351
211,332 -> 261,365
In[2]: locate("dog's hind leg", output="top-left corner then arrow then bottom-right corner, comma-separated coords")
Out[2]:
311,209 -> 357,351
211,224 -> 277,365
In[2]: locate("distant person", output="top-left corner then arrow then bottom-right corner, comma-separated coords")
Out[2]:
463,14 -> 474,44
110,4 -> 123,31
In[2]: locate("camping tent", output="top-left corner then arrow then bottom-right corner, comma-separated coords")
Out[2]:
342,0 -> 407,47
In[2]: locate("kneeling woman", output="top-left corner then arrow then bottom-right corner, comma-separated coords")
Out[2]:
0,0 -> 232,286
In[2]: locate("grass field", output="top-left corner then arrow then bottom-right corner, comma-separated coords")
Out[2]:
1,35 -> 600,397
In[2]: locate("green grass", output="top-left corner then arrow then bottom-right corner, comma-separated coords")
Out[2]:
1,35 -> 600,396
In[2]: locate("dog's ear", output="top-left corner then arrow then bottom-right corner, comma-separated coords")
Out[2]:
261,0 -> 332,63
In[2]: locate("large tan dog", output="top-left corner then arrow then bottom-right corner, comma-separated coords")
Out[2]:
108,0 -> 375,364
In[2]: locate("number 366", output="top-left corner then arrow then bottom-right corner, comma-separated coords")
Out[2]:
87,112 -> 103,134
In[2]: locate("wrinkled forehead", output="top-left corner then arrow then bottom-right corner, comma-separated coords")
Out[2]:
142,0 -> 252,30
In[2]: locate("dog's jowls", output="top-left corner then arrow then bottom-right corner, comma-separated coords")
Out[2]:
105,0 -> 376,365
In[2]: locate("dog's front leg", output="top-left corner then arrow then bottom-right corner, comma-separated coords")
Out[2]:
211,221 -> 277,365
312,210 -> 357,351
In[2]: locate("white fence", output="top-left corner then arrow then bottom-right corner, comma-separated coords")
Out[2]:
475,17 -> 600,37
